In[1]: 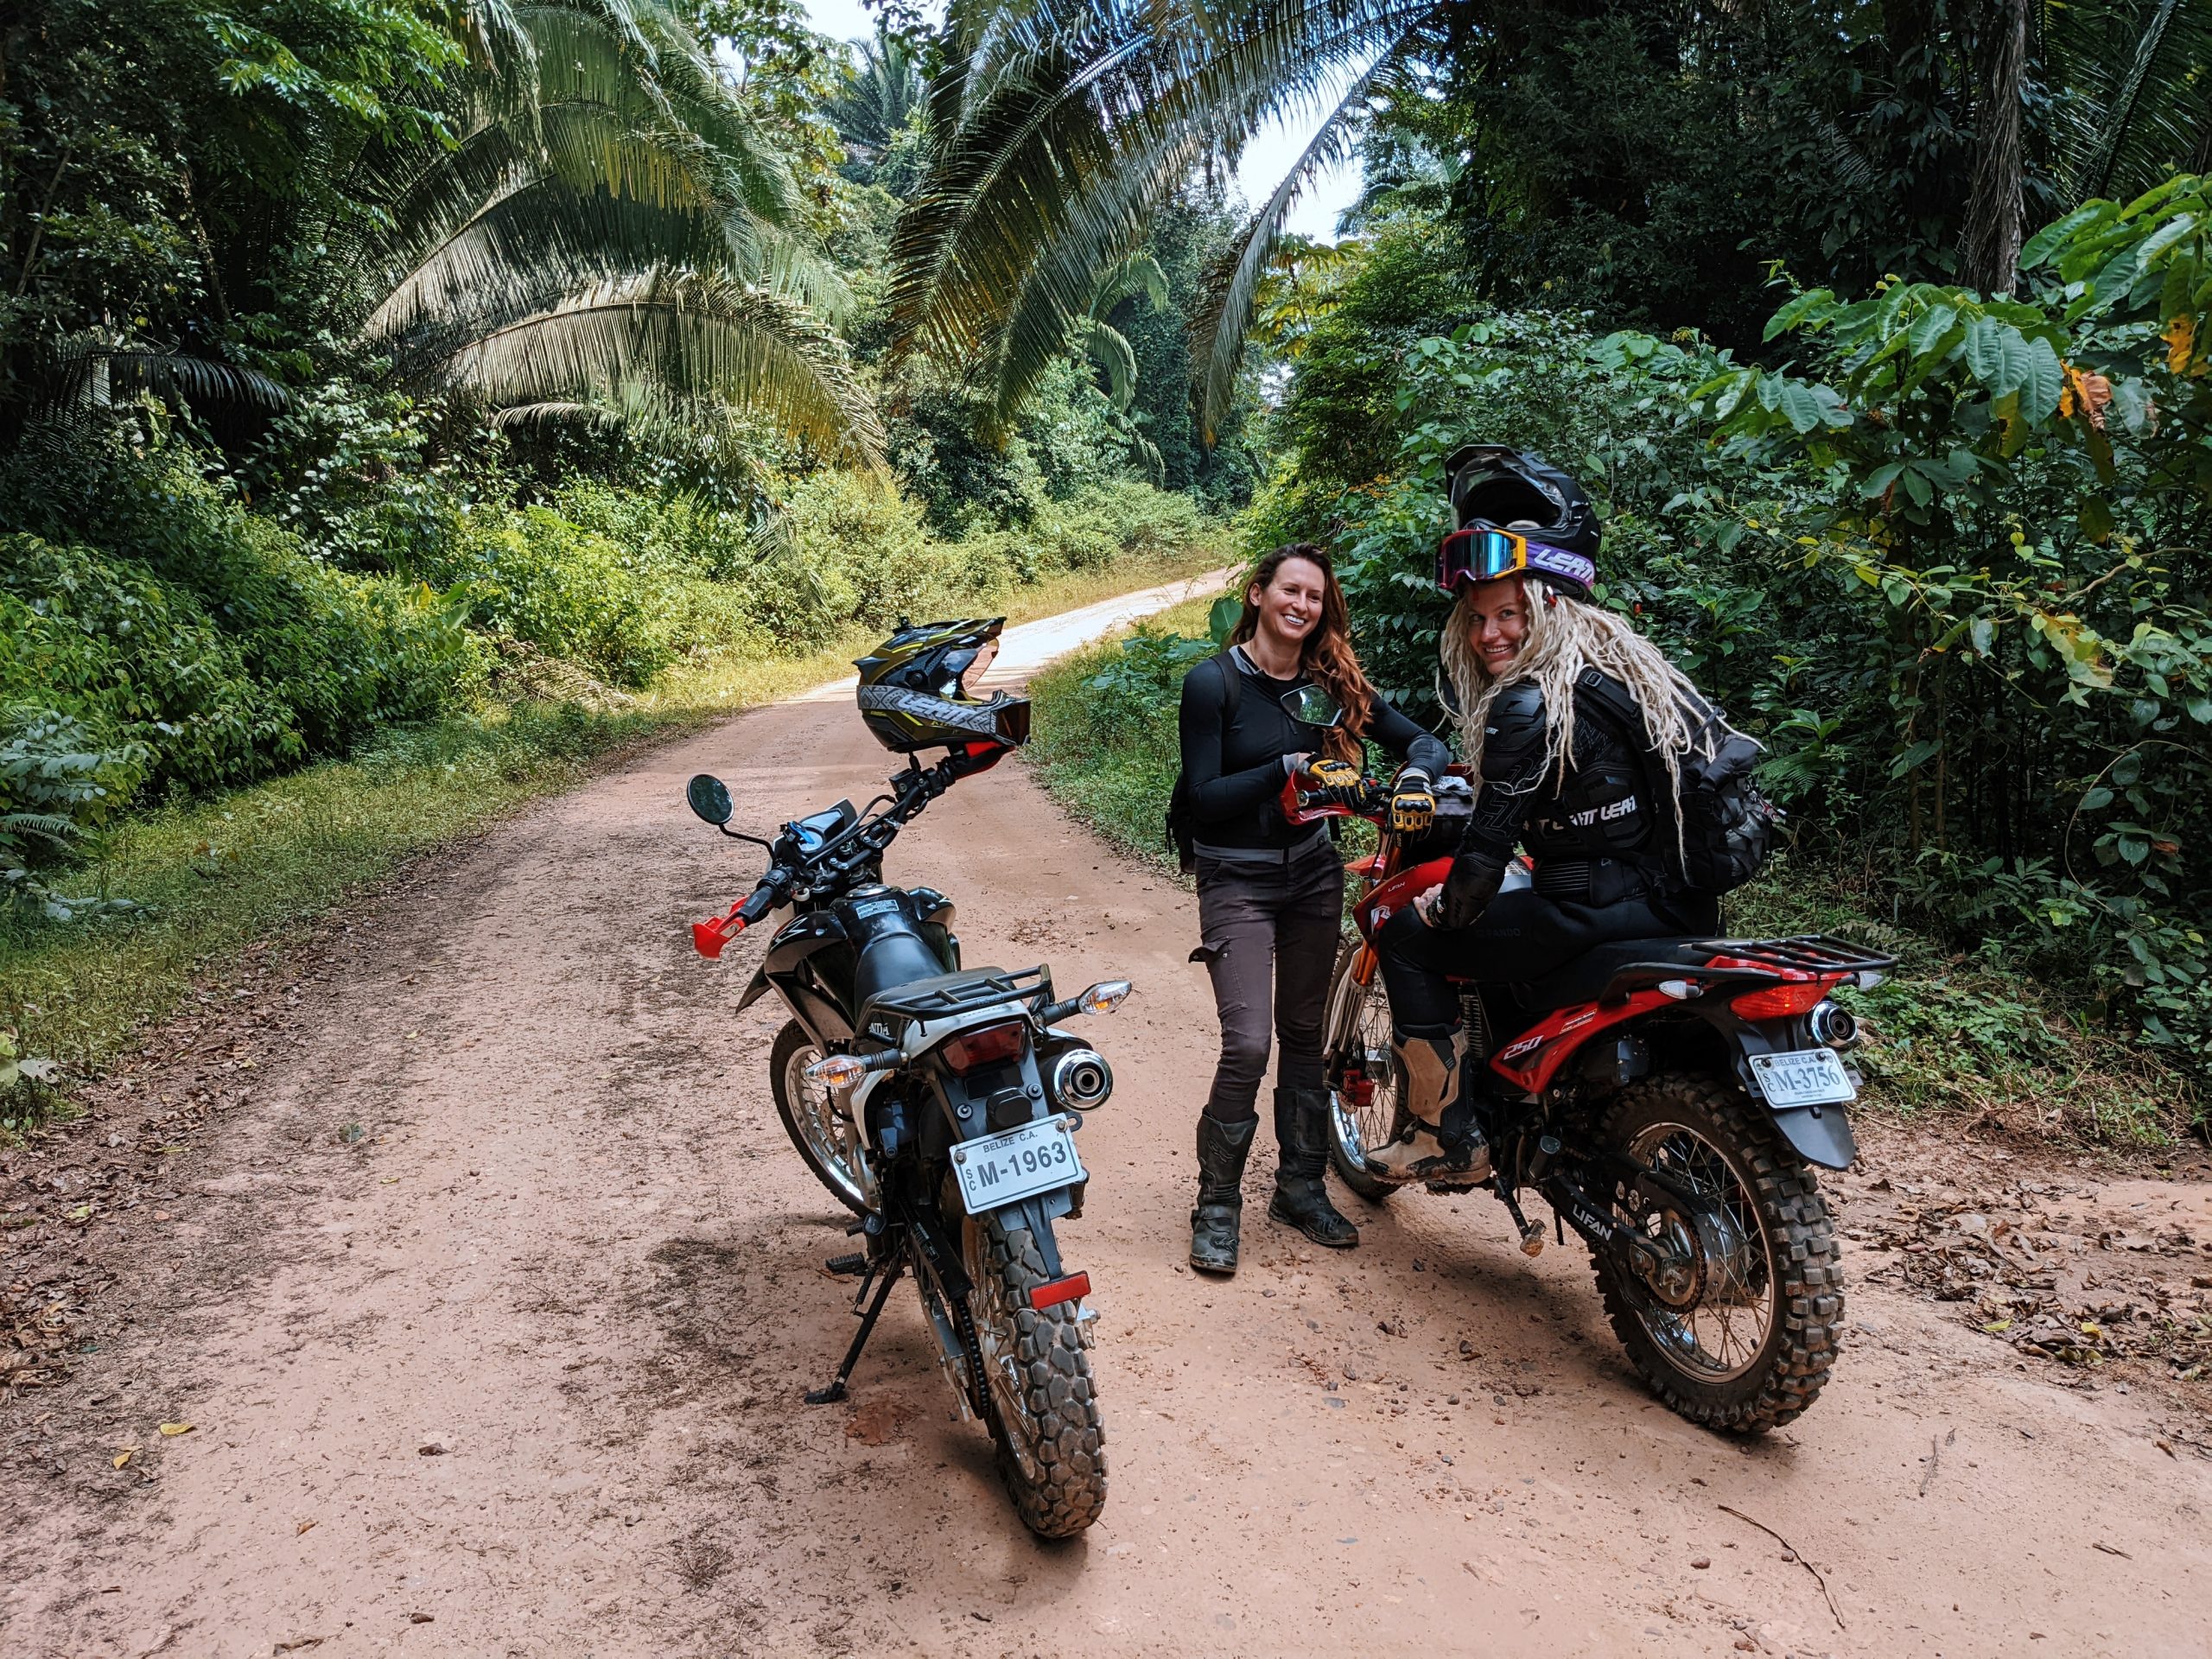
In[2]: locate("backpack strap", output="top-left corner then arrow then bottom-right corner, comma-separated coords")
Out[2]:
1573,667 -> 1681,877
1211,649 -> 1243,724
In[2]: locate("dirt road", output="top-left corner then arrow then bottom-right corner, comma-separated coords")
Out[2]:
5,587 -> 2210,1658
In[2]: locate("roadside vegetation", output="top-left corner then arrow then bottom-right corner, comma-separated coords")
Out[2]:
0,0 -> 1249,1130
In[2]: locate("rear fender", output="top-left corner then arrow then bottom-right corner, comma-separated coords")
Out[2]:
1696,1008 -> 1859,1170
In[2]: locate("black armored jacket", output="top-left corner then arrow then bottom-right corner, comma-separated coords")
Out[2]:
1438,674 -> 1666,928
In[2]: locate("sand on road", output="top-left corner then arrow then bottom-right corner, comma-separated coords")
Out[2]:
4,579 -> 2209,1659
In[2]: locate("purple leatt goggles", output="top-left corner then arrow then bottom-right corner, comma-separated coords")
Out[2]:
1436,526 -> 1596,599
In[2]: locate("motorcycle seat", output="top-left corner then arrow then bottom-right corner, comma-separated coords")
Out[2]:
1513,938 -> 1713,1014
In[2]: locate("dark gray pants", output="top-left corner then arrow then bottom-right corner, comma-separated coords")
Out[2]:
1193,840 -> 1344,1124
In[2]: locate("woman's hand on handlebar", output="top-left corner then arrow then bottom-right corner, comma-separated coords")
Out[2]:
1413,884 -> 1443,927
1300,755 -> 1361,790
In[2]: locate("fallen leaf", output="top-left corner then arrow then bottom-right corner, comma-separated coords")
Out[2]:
158,1421 -> 194,1437
297,1519 -> 318,1535
112,1449 -> 136,1469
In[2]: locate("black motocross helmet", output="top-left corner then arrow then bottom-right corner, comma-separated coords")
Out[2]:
854,616 -> 1032,755
1439,444 -> 1602,599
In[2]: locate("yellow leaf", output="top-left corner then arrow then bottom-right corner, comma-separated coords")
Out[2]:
158,1421 -> 194,1436
2165,315 -> 2197,375
1981,1319 -> 2013,1333
113,1449 -> 136,1468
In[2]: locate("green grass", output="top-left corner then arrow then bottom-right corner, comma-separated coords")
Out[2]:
1023,603 -> 2198,1151
0,548 -> 1222,1135
1023,594 -> 1217,870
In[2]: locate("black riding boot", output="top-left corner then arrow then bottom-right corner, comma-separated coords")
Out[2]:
1267,1087 -> 1360,1249
1190,1114 -> 1257,1274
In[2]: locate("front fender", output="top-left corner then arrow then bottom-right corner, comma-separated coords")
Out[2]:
735,965 -> 772,1012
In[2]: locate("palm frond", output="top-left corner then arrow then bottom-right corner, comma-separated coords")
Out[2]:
37,346 -> 290,413
412,270 -> 883,465
2045,0 -> 2212,204
1072,315 -> 1139,407
889,0 -> 1429,424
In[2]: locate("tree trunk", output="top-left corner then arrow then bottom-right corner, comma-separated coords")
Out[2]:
1961,0 -> 2030,296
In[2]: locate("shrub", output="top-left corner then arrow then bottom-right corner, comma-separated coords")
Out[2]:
419,507 -> 673,687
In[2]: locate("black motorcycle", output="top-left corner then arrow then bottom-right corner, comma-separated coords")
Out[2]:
685,747 -> 1127,1537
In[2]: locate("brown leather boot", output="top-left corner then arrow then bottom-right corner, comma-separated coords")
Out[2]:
1364,1029 -> 1489,1185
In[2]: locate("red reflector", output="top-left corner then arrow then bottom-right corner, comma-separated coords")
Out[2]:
1731,979 -> 1835,1020
1029,1271 -> 1090,1311
943,1019 -> 1026,1073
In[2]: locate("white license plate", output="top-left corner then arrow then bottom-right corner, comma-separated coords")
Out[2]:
1749,1047 -> 1857,1108
951,1116 -> 1086,1213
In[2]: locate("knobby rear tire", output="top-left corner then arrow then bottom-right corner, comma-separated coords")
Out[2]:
969,1215 -> 1106,1538
1590,1072 -> 1842,1433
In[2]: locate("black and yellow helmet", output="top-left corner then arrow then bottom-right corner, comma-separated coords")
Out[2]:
854,617 -> 1033,755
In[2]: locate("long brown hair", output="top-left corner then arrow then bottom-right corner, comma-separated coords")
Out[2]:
1230,543 -> 1374,765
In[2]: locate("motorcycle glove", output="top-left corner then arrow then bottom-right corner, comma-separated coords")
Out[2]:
1302,756 -> 1362,790
1390,769 -> 1436,835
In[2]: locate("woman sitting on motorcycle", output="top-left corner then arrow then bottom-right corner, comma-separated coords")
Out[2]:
1367,447 -> 1726,1184
1180,543 -> 1450,1271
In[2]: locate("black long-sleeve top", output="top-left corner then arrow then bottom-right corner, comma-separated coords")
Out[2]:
1177,647 -> 1452,852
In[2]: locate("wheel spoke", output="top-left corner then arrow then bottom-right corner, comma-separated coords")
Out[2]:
1624,1120 -> 1778,1384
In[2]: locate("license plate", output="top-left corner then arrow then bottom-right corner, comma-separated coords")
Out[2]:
951,1116 -> 1085,1213
1749,1047 -> 1857,1108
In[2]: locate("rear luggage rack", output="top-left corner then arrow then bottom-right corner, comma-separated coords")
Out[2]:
1597,934 -> 1894,1006
861,964 -> 1052,1025
1694,935 -> 1897,976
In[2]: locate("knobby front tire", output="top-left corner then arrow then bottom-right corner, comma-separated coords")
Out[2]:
767,1020 -> 874,1217
1323,939 -> 1401,1204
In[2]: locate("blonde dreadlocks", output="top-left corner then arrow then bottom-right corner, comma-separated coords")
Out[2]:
1439,579 -> 1717,822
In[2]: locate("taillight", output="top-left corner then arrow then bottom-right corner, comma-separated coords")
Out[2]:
942,1019 -> 1027,1074
1731,978 -> 1839,1020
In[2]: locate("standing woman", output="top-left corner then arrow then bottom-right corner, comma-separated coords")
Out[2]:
1179,543 -> 1451,1274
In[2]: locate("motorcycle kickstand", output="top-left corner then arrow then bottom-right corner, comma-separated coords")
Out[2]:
1492,1179 -> 1546,1258
804,1255 -> 906,1406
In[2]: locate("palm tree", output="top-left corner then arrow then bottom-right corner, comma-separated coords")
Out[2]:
347,0 -> 879,461
825,24 -> 929,168
2043,0 -> 2212,203
56,0 -> 880,465
884,0 -> 1440,442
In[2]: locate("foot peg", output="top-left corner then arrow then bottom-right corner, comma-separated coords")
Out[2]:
1495,1183 -> 1545,1257
824,1253 -> 868,1276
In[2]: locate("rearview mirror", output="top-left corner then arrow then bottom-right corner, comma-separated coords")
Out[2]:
1279,684 -> 1344,730
686,772 -> 733,825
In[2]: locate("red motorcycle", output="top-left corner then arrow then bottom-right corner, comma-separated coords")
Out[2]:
1302,768 -> 1891,1432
